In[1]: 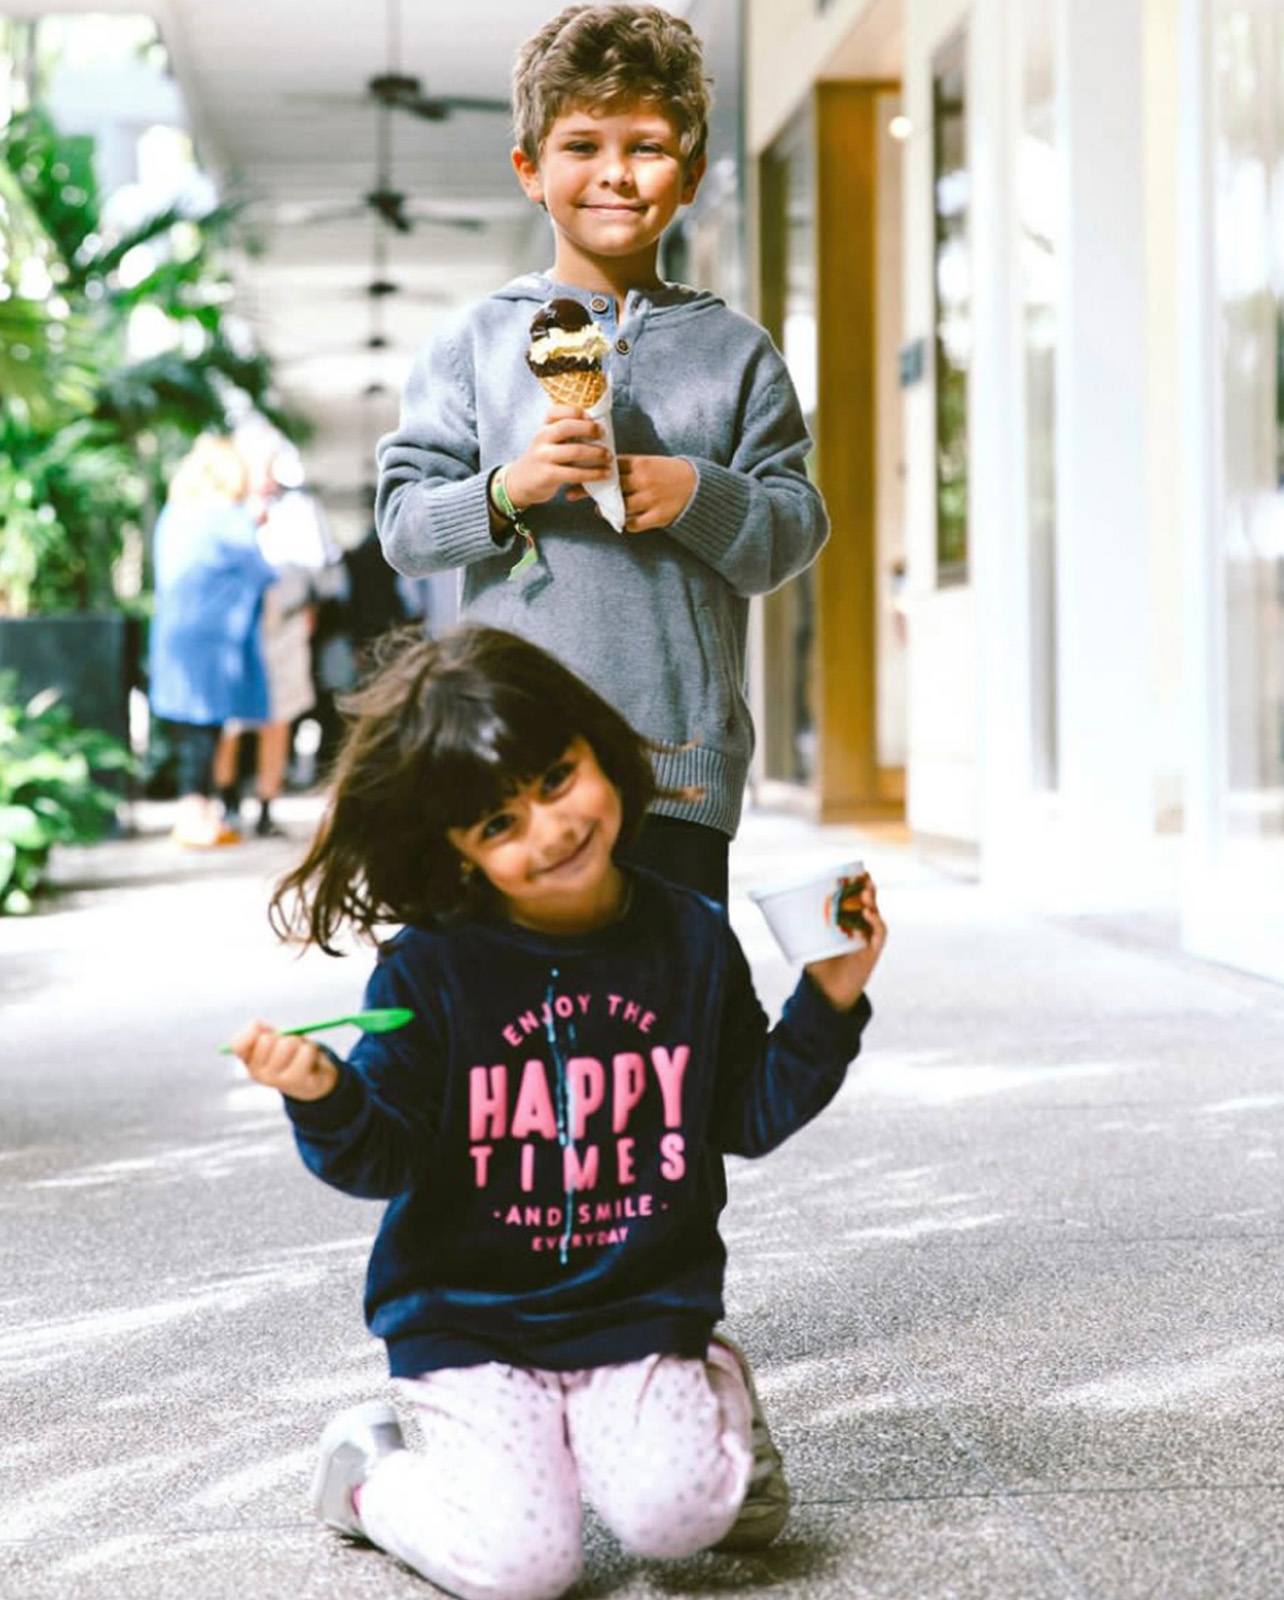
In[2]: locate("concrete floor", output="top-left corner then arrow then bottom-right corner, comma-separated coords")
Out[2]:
2,799 -> 1283,1598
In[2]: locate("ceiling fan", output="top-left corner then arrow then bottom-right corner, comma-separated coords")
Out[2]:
279,93 -> 491,235
353,275 -> 452,305
352,72 -> 509,123
282,184 -> 488,235
287,0 -> 509,123
282,0 -> 507,233
275,230 -> 451,374
276,96 -> 493,233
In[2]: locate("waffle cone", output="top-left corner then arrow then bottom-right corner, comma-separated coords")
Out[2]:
537,367 -> 608,409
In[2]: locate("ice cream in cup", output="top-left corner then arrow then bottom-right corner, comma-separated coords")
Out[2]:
526,298 -> 626,532
748,861 -> 871,964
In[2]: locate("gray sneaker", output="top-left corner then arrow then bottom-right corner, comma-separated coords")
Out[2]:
711,1335 -> 790,1552
311,1399 -> 405,1537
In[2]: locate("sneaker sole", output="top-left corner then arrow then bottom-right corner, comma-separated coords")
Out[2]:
311,1400 -> 402,1537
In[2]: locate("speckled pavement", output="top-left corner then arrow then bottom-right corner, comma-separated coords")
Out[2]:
2,799 -> 1283,1599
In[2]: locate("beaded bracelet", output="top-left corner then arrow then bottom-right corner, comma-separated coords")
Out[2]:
490,466 -> 538,580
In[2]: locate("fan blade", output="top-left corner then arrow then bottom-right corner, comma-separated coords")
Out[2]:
357,280 -> 452,305
431,95 -> 511,114
400,94 -> 510,120
405,211 -> 486,233
270,201 -> 369,226
365,193 -> 486,234
285,83 -> 508,119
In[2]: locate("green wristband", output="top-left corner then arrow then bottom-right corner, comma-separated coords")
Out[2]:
491,466 -> 537,579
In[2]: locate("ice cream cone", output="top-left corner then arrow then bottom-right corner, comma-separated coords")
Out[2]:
525,297 -> 626,533
536,367 -> 608,409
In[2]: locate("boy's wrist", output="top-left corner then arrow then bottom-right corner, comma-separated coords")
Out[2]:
489,464 -> 527,519
486,466 -> 517,544
486,465 -> 539,575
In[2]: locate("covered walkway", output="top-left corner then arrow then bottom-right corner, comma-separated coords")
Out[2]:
3,805 -> 1282,1597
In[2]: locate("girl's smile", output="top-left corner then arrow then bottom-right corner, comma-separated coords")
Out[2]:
533,821 -> 598,879
448,738 -> 627,934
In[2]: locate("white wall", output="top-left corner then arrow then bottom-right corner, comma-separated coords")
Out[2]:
903,0 -> 978,843
1050,0 -> 1162,904
1144,0 -> 1185,829
746,0 -> 890,155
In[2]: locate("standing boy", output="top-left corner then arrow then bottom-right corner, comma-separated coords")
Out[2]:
375,1 -> 829,1549
377,1 -> 828,909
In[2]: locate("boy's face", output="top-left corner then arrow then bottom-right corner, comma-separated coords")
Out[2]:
512,102 -> 705,273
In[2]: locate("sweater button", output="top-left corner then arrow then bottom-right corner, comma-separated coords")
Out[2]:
590,295 -> 609,313
615,337 -> 631,355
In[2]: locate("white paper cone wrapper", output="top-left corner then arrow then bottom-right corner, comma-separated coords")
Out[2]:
585,384 -> 626,532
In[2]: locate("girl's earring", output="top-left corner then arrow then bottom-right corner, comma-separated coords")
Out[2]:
459,859 -> 475,884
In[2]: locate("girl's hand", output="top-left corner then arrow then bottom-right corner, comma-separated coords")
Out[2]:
569,453 -> 696,532
504,405 -> 613,508
804,876 -> 888,1012
229,1020 -> 340,1102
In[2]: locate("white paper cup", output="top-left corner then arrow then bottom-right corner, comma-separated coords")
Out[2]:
748,859 -> 869,964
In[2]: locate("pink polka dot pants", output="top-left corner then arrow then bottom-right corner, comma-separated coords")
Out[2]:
357,1343 -> 754,1600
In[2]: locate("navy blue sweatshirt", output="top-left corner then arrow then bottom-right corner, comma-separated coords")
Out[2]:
285,869 -> 871,1378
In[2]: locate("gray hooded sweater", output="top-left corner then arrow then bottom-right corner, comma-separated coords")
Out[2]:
376,272 -> 828,836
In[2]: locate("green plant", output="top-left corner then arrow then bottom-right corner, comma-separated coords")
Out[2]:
0,675 -> 133,912
0,94 -> 309,617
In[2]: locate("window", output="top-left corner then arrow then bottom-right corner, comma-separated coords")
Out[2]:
932,29 -> 970,584
1213,3 -> 1284,839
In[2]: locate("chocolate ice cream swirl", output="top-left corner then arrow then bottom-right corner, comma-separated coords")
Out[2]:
529,297 -> 593,338
526,297 -> 610,376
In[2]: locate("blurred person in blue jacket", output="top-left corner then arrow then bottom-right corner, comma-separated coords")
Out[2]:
148,435 -> 276,847
213,437 -> 341,835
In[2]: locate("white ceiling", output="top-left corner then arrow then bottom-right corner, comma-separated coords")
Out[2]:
166,0 -> 574,535
12,0 -> 683,538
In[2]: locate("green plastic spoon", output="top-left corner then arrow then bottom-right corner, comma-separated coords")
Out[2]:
217,1006 -> 414,1054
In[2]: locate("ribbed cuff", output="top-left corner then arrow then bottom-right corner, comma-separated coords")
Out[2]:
385,473 -> 505,571
283,1060 -> 365,1132
668,458 -> 752,572
787,980 -> 873,1057
649,740 -> 745,837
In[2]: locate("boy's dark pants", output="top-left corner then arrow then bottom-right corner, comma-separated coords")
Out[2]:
622,816 -> 729,907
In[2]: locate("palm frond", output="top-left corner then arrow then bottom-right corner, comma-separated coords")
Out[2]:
78,199 -> 247,284
0,299 -> 99,425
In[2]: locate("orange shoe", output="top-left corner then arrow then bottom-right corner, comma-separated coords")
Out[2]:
172,823 -> 242,849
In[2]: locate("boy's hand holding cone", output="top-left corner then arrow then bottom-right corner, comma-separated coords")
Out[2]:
519,298 -> 626,531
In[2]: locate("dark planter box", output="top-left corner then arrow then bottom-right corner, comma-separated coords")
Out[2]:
0,612 -> 140,751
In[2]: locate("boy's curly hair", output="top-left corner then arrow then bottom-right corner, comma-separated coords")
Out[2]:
512,3 -> 712,167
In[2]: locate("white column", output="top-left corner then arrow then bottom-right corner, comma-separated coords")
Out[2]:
1050,0 -> 1161,906
1176,0 -> 1221,877
970,0 -> 1036,890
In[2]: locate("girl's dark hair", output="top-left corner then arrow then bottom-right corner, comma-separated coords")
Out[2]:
270,623 -> 689,954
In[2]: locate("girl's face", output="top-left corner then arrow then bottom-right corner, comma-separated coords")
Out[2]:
447,737 -> 626,933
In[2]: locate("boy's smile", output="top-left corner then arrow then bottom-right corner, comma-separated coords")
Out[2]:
513,103 -> 705,291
